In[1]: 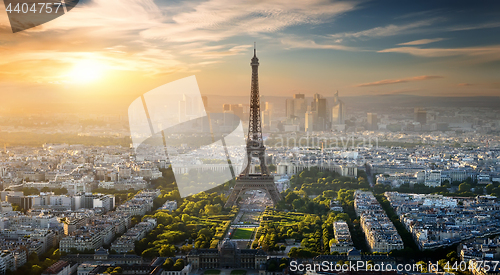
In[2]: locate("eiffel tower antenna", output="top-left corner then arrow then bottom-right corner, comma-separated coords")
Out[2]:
224,45 -> 282,208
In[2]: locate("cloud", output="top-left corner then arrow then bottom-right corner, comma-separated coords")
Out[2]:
377,45 -> 500,61
458,83 -> 474,87
280,38 -> 360,51
355,75 -> 444,87
330,19 -> 438,40
181,44 -> 253,59
141,0 -> 358,42
397,38 -> 445,46
448,21 -> 500,31
0,0 -> 361,83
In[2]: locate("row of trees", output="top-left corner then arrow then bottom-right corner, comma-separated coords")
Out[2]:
7,249 -> 61,275
21,187 -> 68,196
290,167 -> 369,192
374,175 -> 500,198
136,191 -> 236,258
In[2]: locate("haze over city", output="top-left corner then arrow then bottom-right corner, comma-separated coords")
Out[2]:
1,0 -> 500,114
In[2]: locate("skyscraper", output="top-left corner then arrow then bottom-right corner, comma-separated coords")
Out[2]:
285,93 -> 307,119
312,93 -> 327,120
367,113 -> 378,131
222,104 -> 244,119
305,111 -> 315,132
230,104 -> 244,119
414,108 -> 427,125
262,102 -> 273,128
183,94 -> 192,115
331,91 -> 346,126
285,99 -> 294,118
179,99 -> 186,123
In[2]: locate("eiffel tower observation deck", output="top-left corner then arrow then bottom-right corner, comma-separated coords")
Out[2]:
224,45 -> 282,208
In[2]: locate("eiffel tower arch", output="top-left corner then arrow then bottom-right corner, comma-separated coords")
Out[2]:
224,45 -> 282,208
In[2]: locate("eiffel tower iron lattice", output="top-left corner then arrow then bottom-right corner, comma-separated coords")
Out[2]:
224,45 -> 282,208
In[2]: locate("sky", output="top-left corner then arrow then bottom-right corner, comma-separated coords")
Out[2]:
0,0 -> 499,114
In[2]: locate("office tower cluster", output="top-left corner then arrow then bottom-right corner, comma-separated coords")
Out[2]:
179,94 -> 206,123
223,103 -> 244,119
284,91 -> 346,132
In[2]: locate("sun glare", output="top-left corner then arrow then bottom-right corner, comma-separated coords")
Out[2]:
67,60 -> 105,83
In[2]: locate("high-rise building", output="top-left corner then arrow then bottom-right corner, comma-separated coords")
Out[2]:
312,93 -> 327,120
331,91 -> 346,126
222,104 -> 244,119
230,104 -> 243,119
305,111 -> 315,132
367,113 -> 378,131
285,93 -> 307,119
285,99 -> 294,118
414,108 -> 427,125
265,102 -> 273,114
310,93 -> 328,131
262,110 -> 271,128
179,100 -> 186,123
262,102 -> 273,128
183,94 -> 192,115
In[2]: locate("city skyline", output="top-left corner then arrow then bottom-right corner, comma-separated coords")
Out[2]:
0,1 -> 500,114
2,2 -> 500,274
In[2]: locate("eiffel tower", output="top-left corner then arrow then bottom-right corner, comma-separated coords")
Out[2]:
224,44 -> 282,208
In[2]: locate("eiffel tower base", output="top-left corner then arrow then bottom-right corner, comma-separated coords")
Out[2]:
224,174 -> 281,208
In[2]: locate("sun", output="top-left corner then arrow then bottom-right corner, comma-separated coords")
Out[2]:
67,60 -> 105,83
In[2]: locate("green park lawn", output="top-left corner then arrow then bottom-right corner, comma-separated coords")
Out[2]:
231,228 -> 254,239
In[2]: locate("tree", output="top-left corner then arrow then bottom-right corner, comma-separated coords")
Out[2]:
459,182 -> 471,193
329,239 -> 337,247
159,244 -> 175,257
268,164 -> 277,173
416,261 -> 427,273
11,203 -> 22,212
173,259 -> 185,271
54,188 -> 68,195
288,247 -> 299,258
130,216 -> 141,226
181,214 -> 191,223
28,252 -> 39,264
486,184 -> 495,194
367,260 -> 374,270
180,244 -> 193,254
141,248 -> 158,258
31,265 -> 43,275
203,204 -> 222,215
51,249 -> 61,261
162,258 -> 174,270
